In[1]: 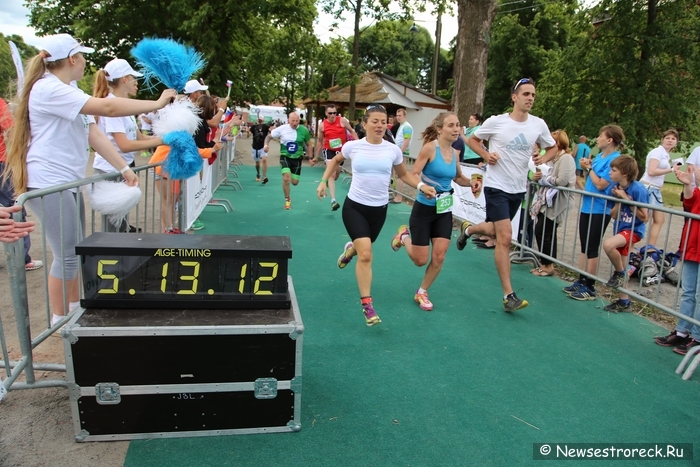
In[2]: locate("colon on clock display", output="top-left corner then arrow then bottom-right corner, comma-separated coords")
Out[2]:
77,233 -> 292,309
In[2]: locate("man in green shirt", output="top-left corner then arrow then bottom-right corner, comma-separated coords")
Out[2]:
264,112 -> 312,210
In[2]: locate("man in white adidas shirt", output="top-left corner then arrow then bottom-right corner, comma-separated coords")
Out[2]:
457,78 -> 557,313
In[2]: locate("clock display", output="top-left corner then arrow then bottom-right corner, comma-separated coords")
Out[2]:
77,233 -> 292,309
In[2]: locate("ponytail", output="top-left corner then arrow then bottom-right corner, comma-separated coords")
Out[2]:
93,69 -> 111,99
421,111 -> 455,146
3,53 -> 59,195
92,69 -> 117,124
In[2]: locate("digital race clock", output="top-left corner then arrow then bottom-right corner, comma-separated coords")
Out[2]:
77,233 -> 292,309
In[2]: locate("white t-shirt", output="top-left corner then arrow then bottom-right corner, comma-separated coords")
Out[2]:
93,94 -> 138,172
139,112 -> 153,131
639,146 -> 670,188
474,113 -> 555,194
394,121 -> 413,156
342,138 -> 403,207
687,146 -> 700,188
26,73 -> 93,190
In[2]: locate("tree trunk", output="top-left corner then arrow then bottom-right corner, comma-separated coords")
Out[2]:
349,0 -> 362,121
452,0 -> 498,123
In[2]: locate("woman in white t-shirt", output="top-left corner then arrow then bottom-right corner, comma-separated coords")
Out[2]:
3,34 -> 175,328
316,105 -> 436,327
639,129 -> 678,247
92,58 -> 164,231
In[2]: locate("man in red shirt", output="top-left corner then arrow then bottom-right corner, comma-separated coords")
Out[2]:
315,104 -> 358,211
0,98 -> 42,270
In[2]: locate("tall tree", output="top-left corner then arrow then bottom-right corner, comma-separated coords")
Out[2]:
26,0 -> 317,104
452,0 -> 498,125
353,20 -> 434,88
537,0 -> 700,159
321,0 -> 414,119
483,0 -> 576,117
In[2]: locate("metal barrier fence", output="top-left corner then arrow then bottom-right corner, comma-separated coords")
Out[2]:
2,140 -> 242,395
454,179 -> 700,379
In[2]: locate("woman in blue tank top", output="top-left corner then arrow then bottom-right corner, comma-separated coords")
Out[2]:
390,112 -> 479,311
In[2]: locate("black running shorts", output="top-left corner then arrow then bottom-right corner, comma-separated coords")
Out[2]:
409,201 -> 453,246
342,198 -> 388,243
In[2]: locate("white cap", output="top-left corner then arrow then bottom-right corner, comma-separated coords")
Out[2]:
184,80 -> 208,94
103,58 -> 143,80
44,34 -> 95,62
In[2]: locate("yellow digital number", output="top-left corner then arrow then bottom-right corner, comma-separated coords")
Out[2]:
97,259 -> 119,294
254,262 -> 278,295
177,261 -> 200,295
160,263 -> 168,293
239,263 -> 248,294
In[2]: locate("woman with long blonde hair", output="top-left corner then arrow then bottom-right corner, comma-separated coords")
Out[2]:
3,34 -> 175,327
390,112 -> 479,311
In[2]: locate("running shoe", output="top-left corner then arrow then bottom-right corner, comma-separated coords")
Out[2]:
337,242 -> 354,269
414,290 -> 433,311
606,271 -> 625,288
456,220 -> 472,251
25,259 -> 43,271
191,219 -> 205,231
166,228 -> 185,234
331,201 -> 340,211
262,177 -> 269,185
563,280 -> 584,295
569,286 -> 597,301
284,199 -> 291,210
256,175 -> 261,182
391,225 -> 410,251
673,338 -> 699,356
604,299 -> 630,312
362,302 -> 381,326
503,292 -> 528,312
655,331 -> 691,347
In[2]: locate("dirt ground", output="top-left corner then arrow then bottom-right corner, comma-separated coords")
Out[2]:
0,137 -> 266,467
0,133 -> 686,466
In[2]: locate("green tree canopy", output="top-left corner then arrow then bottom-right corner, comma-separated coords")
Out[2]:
26,0 -> 317,104
536,0 -> 700,159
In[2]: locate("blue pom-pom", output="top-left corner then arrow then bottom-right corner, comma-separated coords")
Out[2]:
163,131 -> 203,180
131,38 -> 206,92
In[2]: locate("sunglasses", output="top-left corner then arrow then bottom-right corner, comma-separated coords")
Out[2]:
366,104 -> 387,112
327,112 -> 337,115
512,77 -> 535,93
64,38 -> 84,59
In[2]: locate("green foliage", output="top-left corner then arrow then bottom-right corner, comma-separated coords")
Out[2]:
353,20 -> 434,87
26,0 -> 318,105
0,34 -> 39,99
536,0 -> 700,161
483,0 -> 577,116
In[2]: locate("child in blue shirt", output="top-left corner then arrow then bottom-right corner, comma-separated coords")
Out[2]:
602,155 -> 649,311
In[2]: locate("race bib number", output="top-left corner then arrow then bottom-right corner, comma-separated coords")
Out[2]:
436,193 -> 454,214
328,138 -> 342,149
285,142 -> 299,154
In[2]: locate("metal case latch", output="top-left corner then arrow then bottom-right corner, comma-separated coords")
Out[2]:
254,378 -> 278,399
95,383 -> 121,405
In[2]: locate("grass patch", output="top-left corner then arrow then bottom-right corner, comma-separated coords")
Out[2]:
662,182 -> 683,209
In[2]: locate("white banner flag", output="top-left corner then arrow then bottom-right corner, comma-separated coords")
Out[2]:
8,41 -> 25,95
452,164 -> 521,241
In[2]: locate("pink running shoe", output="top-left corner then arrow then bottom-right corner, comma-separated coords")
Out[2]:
414,290 -> 433,311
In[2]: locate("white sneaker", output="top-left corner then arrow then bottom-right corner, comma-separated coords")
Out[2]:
25,260 -> 43,271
